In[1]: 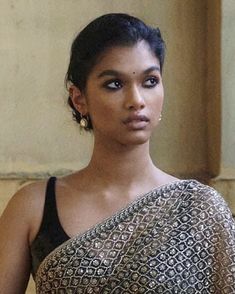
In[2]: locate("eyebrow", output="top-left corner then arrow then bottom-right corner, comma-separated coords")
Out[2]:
97,66 -> 160,78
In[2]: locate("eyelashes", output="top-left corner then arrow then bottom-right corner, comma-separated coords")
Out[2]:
103,80 -> 122,90
103,76 -> 160,91
143,77 -> 159,88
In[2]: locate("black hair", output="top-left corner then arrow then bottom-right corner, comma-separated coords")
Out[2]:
66,13 -> 165,130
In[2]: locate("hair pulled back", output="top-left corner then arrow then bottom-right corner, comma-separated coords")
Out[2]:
66,13 -> 165,130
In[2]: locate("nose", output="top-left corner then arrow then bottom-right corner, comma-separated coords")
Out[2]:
124,85 -> 145,110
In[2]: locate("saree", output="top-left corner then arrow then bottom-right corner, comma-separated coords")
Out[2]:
35,180 -> 235,293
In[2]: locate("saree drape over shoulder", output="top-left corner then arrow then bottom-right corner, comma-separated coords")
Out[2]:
35,180 -> 235,293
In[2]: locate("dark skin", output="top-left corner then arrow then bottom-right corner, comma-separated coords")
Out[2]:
0,41 -> 177,293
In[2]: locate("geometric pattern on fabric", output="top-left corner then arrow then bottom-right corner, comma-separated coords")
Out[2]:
35,180 -> 235,293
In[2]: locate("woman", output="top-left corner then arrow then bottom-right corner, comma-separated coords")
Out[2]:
0,13 -> 235,293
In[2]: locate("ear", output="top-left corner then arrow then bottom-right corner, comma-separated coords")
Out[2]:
69,85 -> 88,115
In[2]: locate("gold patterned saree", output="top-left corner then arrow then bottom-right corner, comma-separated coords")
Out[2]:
35,180 -> 235,293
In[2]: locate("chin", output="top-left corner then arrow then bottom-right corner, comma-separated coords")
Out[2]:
119,132 -> 151,146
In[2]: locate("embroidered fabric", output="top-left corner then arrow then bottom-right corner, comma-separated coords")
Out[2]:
35,180 -> 235,293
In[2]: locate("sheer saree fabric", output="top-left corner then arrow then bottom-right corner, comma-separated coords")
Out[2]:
35,180 -> 235,293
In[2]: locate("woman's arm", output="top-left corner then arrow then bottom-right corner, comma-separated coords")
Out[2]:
0,182 -> 46,294
193,185 -> 235,291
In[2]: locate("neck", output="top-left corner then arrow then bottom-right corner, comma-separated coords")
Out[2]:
86,137 -> 157,187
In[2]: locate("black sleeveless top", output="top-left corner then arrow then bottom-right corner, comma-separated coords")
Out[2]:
30,177 -> 70,277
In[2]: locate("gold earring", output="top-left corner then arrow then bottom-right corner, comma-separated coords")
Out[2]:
80,115 -> 88,128
159,114 -> 162,121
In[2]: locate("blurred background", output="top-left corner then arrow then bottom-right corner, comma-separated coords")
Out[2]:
0,1 -> 234,292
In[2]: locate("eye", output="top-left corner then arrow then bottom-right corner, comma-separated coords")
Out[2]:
143,77 -> 159,88
104,80 -> 123,90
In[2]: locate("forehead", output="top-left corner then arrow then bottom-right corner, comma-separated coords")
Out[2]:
90,41 -> 160,76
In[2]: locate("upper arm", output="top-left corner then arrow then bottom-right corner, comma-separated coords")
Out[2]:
0,181 -> 46,294
194,185 -> 235,289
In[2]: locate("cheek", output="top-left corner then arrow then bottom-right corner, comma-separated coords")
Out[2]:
157,88 -> 164,110
149,91 -> 164,124
88,101 -> 117,127
151,89 -> 164,110
159,97 -> 164,110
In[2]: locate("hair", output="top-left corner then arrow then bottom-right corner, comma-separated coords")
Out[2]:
66,13 -> 165,130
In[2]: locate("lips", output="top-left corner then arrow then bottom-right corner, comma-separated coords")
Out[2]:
123,114 -> 150,130
123,114 -> 149,124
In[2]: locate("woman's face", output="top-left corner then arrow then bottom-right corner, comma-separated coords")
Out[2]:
81,41 -> 164,146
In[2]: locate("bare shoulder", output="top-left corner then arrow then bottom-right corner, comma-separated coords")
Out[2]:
155,168 -> 179,186
56,169 -> 88,191
0,180 -> 49,292
3,180 -> 47,217
0,179 -> 48,244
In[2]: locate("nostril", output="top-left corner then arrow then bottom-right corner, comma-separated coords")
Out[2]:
128,103 -> 145,110
128,104 -> 145,111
